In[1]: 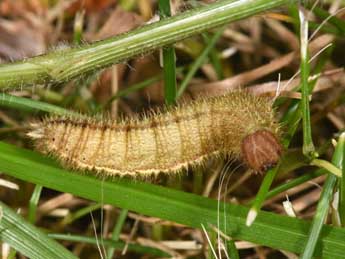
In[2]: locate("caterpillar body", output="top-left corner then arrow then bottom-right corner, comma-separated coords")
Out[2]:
28,91 -> 282,177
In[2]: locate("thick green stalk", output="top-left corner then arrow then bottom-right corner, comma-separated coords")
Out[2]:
0,0 -> 294,89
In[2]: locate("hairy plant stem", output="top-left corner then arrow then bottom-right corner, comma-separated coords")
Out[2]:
0,0 -> 294,89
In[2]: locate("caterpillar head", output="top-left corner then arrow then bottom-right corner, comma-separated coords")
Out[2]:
241,129 -> 283,173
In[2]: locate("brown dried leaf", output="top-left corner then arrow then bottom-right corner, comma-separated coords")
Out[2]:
94,7 -> 143,40
0,19 -> 46,61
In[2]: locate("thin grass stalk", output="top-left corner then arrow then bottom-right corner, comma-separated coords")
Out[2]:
203,32 -> 224,79
28,185 -> 43,224
340,133 -> 345,226
107,209 -> 128,258
61,203 -> 102,226
246,165 -> 280,226
300,133 -> 344,258
299,7 -> 315,157
177,26 -> 225,98
265,170 -> 324,200
0,93 -> 79,116
159,0 -> 177,105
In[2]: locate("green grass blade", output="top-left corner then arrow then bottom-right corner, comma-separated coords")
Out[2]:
162,47 -> 177,104
107,209 -> 128,258
1,141 -> 345,257
265,169 -> 324,200
299,7 -> 315,157
28,185 -> 43,223
61,203 -> 102,226
0,93 -> 78,116
246,166 -> 279,226
203,32 -> 224,80
0,201 -> 77,259
341,132 -> 345,226
159,0 -> 177,105
226,239 -> 240,259
301,132 -> 345,258
177,26 -> 225,98
311,6 -> 345,35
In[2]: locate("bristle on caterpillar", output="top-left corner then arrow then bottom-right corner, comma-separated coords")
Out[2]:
27,91 -> 282,177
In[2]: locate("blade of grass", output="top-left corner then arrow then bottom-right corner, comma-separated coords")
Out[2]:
310,159 -> 342,177
265,169 -> 324,200
299,7 -> 315,157
1,142 -> 345,257
61,203 -> 102,226
0,0 -> 295,89
0,93 -> 79,116
28,185 -> 43,224
246,165 -> 280,226
177,26 -> 225,98
106,209 -> 128,258
339,132 -> 345,227
0,201 -> 77,259
311,6 -> 345,35
300,132 -> 344,258
226,239 -> 240,259
159,0 -> 177,105
202,32 -> 224,80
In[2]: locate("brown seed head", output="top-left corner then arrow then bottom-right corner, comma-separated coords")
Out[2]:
241,129 -> 282,173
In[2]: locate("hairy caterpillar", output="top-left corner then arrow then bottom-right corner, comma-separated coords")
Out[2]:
28,91 -> 282,177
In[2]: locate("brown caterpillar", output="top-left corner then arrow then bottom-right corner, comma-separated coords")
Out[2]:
27,91 -> 282,177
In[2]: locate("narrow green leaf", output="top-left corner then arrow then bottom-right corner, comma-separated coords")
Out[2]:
299,7 -> 315,157
0,201 -> 77,259
246,165 -> 279,226
1,142 -> 345,258
341,132 -> 345,226
301,133 -> 345,258
177,26 -> 225,98
159,0 -> 177,105
28,185 -> 43,223
265,170 -> 324,200
107,209 -> 128,258
0,93 -> 79,116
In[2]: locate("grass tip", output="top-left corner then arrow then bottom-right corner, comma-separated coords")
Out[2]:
246,208 -> 257,227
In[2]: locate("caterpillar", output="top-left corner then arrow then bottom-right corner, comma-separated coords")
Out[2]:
27,91 -> 282,177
